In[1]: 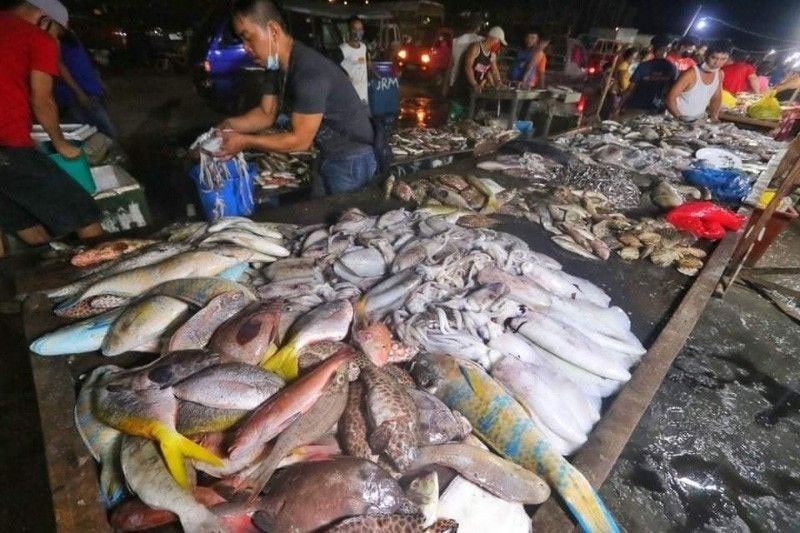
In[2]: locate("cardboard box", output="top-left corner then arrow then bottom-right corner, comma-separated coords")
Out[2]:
91,165 -> 152,233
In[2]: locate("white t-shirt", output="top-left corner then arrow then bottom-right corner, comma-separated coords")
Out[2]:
449,32 -> 483,86
339,42 -> 369,103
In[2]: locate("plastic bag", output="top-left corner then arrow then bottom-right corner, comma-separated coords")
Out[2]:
666,201 -> 745,240
747,91 -> 781,121
682,165 -> 751,203
721,90 -> 736,109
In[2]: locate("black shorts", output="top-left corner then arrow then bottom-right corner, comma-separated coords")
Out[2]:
0,146 -> 100,236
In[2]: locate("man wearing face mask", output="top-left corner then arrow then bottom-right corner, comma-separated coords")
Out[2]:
338,16 -> 370,106
217,0 -> 376,195
459,26 -> 506,99
667,41 -> 730,123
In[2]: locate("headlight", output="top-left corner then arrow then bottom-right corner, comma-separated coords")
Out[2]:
398,49 -> 407,60
421,53 -> 431,64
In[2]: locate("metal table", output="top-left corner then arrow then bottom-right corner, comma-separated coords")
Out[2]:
467,87 -> 544,129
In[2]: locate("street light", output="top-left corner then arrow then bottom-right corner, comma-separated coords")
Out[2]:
695,18 -> 708,30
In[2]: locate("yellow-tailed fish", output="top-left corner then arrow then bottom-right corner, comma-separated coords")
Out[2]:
262,299 -> 352,380
412,353 -> 620,533
466,174 -> 501,214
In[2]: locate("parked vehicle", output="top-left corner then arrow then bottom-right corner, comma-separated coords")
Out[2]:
395,27 -> 453,84
586,39 -> 626,76
190,1 -> 394,111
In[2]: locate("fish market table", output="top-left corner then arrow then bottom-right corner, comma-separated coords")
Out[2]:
18,143 -> 765,531
467,88 -> 543,130
718,111 -> 779,131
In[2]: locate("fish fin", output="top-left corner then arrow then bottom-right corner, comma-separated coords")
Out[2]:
458,362 -> 489,399
153,425 -> 223,490
262,342 -> 278,361
550,457 -> 620,533
260,340 -> 299,381
98,460 -> 127,509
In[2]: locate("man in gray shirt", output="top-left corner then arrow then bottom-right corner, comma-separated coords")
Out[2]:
216,0 -> 376,195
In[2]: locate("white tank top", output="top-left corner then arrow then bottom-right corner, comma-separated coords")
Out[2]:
676,65 -> 720,120
339,43 -> 369,104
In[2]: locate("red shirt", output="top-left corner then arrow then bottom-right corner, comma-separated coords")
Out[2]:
0,12 -> 59,147
722,62 -> 756,94
666,53 -> 696,72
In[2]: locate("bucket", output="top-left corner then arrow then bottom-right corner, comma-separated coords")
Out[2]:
514,120 -> 535,140
40,141 -> 96,195
189,160 -> 257,221
744,204 -> 799,267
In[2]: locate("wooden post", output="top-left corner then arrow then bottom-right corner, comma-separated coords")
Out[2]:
595,51 -> 620,120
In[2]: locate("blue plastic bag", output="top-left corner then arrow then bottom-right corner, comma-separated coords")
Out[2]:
189,160 -> 257,221
682,165 -> 751,203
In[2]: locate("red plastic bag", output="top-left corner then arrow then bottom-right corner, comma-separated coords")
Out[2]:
666,201 -> 745,240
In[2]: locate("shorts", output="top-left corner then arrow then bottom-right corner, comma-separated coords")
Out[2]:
0,146 -> 101,236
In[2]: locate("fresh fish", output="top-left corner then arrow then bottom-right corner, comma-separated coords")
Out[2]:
436,476 -> 531,533
392,180 -> 414,202
167,291 -> 252,351
492,357 -> 596,448
120,436 -> 225,532
651,180 -> 684,208
209,300 -> 282,366
175,401 -> 249,436
353,322 -> 392,366
144,276 -> 255,307
71,239 -> 157,268
338,380 -> 380,462
359,268 -> 424,321
74,366 -> 126,508
430,185 -> 471,210
55,250 -> 250,317
94,351 -> 224,489
412,353 -> 620,533
44,242 -> 192,300
264,257 -> 320,282
510,313 -> 631,381
325,514 -> 458,532
201,229 -> 290,258
410,442 -> 550,504
476,267 -> 551,309
298,340 -> 350,370
408,389 -> 471,445
102,295 -> 189,356
229,347 -> 353,462
406,471 -> 439,528
173,363 -> 284,410
520,262 -> 610,307
335,247 -> 387,279
552,235 -> 600,260
465,174 -> 500,214
252,457 -> 406,533
263,299 -> 353,380
233,359 -> 350,500
207,217 -> 283,240
30,308 -> 123,356
358,354 -> 419,471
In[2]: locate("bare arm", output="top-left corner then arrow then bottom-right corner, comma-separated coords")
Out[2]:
666,69 -> 694,120
219,95 -> 278,133
709,72 -> 723,121
747,73 -> 761,94
31,70 -> 79,158
464,43 -> 480,90
217,112 -> 322,157
489,54 -> 501,87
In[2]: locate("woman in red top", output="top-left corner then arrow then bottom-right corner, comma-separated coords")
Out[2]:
722,53 -> 760,94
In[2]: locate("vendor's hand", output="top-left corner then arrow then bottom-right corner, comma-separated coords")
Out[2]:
214,130 -> 249,159
54,141 -> 81,160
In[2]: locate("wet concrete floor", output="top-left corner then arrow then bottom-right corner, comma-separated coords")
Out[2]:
1,71 -> 799,531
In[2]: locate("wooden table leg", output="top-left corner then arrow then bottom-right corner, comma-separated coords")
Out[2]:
468,92 -> 477,120
508,94 -> 520,130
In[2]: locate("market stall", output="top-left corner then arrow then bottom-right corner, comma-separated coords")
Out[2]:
16,114 -> 789,532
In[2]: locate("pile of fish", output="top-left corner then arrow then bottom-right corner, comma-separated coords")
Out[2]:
32,217 -> 291,355
251,152 -> 310,190
555,115 -> 783,181
391,121 -> 517,159
32,209 -> 643,532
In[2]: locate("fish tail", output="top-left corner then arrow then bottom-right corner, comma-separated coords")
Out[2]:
153,425 -> 223,490
549,458 -> 620,533
98,462 -> 126,509
260,338 -> 299,380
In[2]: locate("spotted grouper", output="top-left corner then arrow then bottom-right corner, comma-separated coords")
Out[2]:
411,353 -> 620,533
